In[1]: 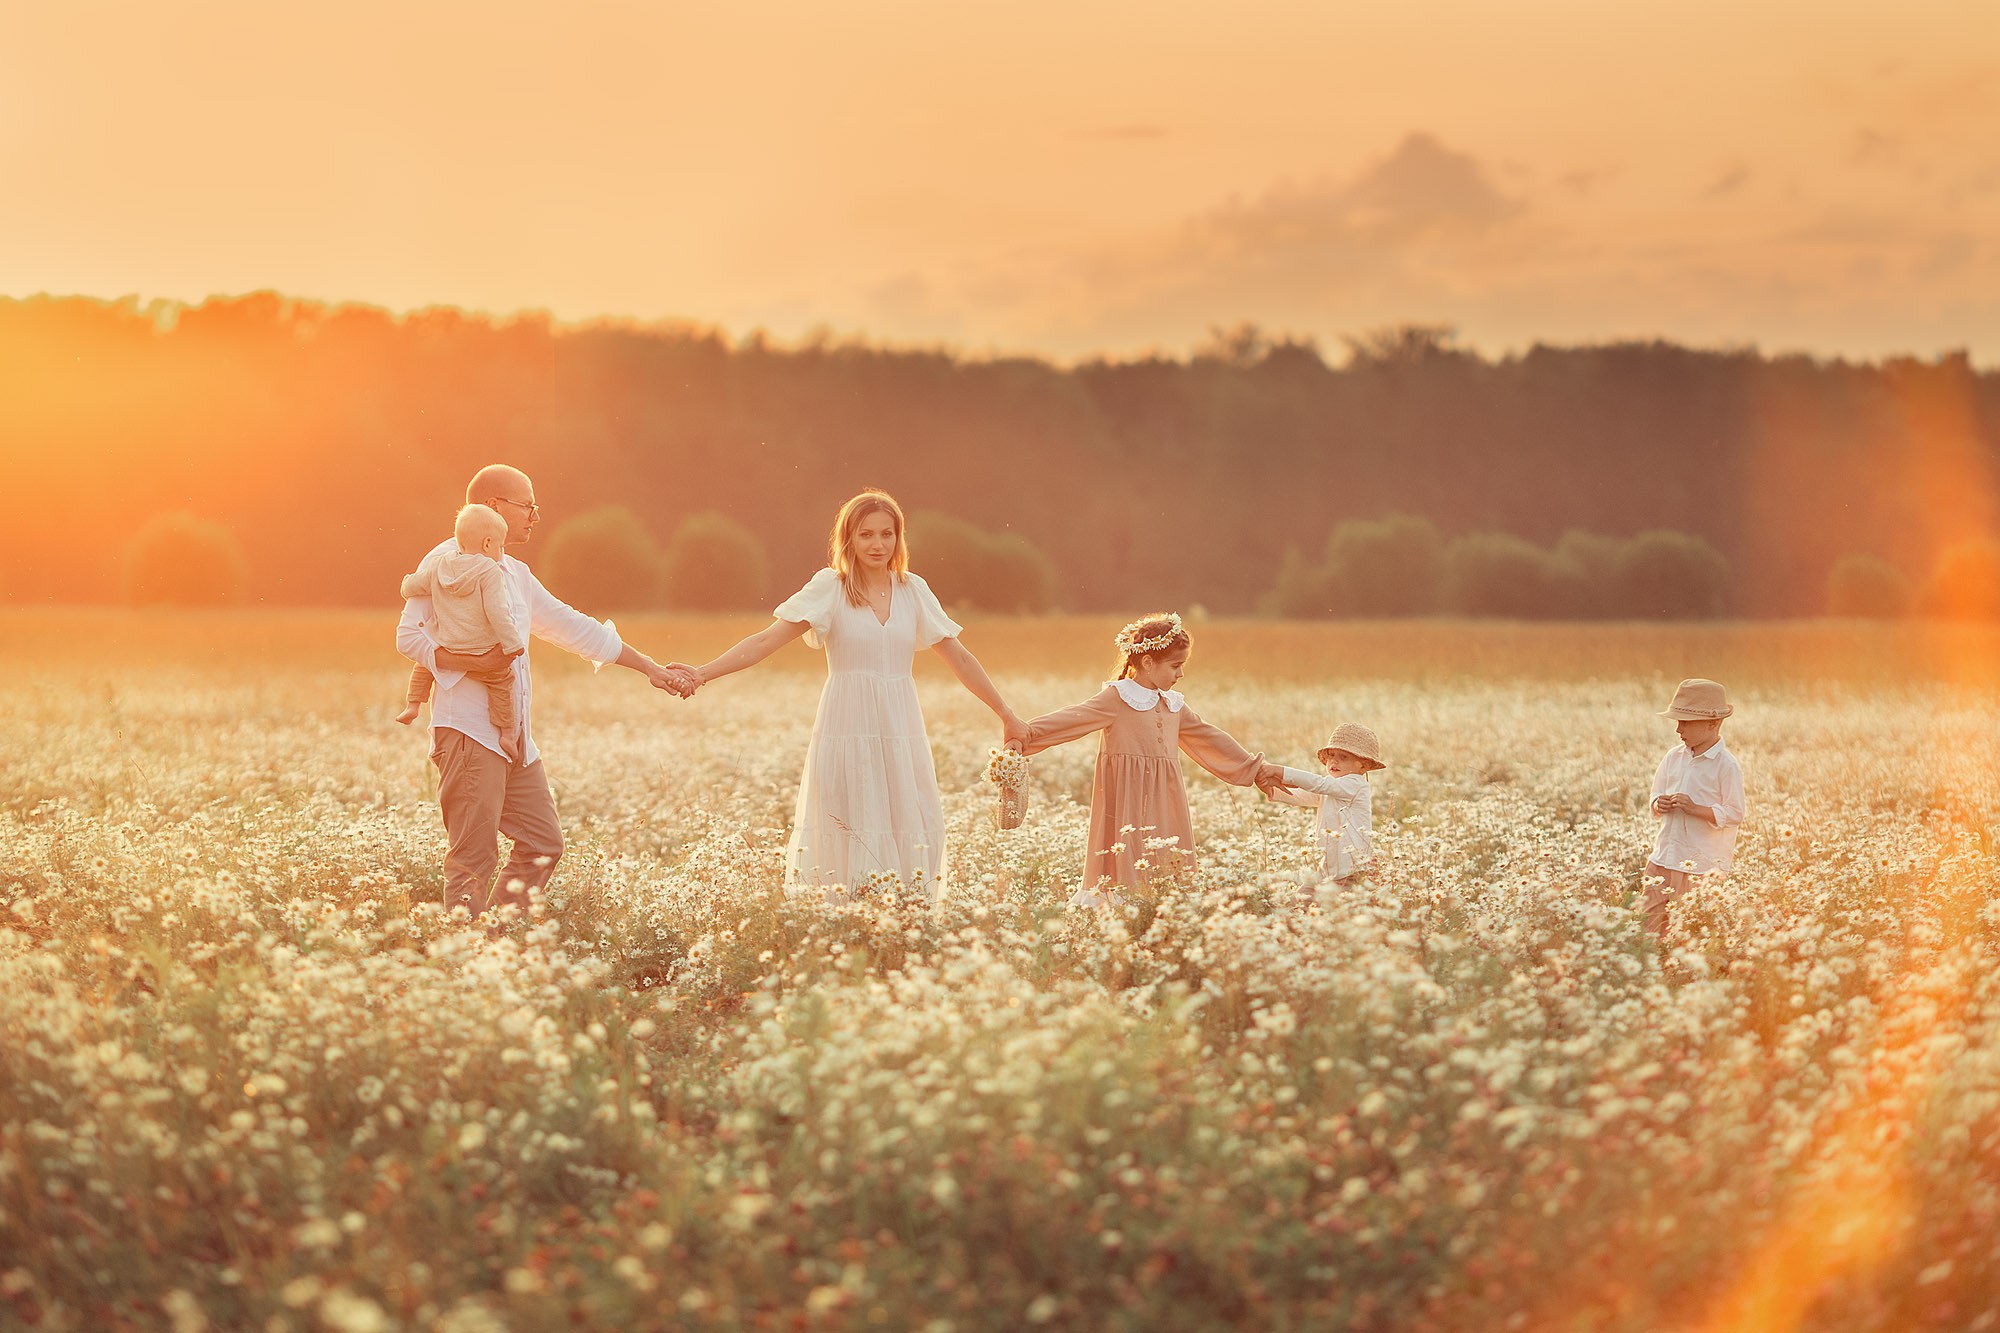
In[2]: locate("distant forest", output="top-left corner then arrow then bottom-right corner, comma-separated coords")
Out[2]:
4,293 -> 1997,616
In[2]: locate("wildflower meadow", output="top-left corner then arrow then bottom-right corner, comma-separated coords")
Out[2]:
2,611 -> 1997,1331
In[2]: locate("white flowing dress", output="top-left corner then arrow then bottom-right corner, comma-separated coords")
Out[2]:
775,568 -> 962,899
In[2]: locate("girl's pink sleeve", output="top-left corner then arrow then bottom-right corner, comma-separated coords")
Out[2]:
1021,687 -> 1121,755
1177,705 -> 1264,786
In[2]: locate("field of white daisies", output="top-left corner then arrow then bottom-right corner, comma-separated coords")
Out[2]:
2,611 -> 1998,1332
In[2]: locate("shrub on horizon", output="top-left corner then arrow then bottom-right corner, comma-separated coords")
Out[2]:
124,512 -> 247,606
663,513 -> 769,611
1826,553 -> 1912,618
1262,514 -> 1443,617
1548,530 -> 1624,619
1442,532 -> 1564,618
1324,514 -> 1444,616
1920,539 -> 2000,620
1260,522 -> 1738,620
908,511 -> 1059,614
538,506 -> 667,612
1613,530 -> 1732,620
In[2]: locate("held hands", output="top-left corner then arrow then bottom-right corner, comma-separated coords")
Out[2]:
1000,710 -> 1029,754
649,662 -> 703,699
1253,760 -> 1288,799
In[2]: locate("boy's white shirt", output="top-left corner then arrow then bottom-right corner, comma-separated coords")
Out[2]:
1274,766 -> 1374,879
1649,738 -> 1746,874
396,540 -> 622,765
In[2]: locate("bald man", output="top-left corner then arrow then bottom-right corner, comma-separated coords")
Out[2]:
396,464 -> 698,925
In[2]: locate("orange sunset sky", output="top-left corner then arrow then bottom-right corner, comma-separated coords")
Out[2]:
5,0 -> 1997,361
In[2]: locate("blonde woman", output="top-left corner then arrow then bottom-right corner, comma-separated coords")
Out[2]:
690,490 -> 1025,900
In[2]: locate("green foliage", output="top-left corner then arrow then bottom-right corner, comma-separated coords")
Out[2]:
1548,531 -> 1624,619
1327,515 -> 1444,616
12,293 -> 2000,615
1921,539 -> 2000,620
1442,532 -> 1564,618
123,512 -> 247,606
1826,554 -> 1912,618
1268,522 -> 1734,620
662,513 -> 769,611
1613,531 -> 1732,620
907,512 -> 1059,614
1264,515 -> 1443,617
537,506 -> 666,612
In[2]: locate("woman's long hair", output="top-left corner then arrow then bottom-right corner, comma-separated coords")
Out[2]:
828,489 -> 911,607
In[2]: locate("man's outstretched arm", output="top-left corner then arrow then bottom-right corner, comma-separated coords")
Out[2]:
523,567 -> 692,694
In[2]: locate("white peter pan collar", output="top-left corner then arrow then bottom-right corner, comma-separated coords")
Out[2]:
1111,679 -> 1185,712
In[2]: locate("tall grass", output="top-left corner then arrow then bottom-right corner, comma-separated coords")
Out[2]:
1,613 -> 1995,1330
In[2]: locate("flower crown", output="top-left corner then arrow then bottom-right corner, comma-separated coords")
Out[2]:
1114,612 -> 1186,658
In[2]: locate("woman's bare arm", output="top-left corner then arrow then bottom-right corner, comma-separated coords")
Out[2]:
694,619 -> 811,684
932,637 -> 1027,745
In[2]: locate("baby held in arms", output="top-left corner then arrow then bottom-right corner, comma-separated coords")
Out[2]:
395,504 -> 526,761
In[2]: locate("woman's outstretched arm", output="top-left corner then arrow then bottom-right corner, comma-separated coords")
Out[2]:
693,618 -> 811,685
931,637 -> 1027,746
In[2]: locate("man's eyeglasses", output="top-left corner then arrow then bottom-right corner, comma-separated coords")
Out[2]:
486,497 -> 540,519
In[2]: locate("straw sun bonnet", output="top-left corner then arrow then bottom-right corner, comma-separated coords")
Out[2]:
1316,722 -> 1386,770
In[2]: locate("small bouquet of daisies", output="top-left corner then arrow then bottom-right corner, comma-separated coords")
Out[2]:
986,746 -> 1031,830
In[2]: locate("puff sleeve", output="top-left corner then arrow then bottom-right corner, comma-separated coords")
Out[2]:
774,567 -> 844,649
906,573 -> 963,648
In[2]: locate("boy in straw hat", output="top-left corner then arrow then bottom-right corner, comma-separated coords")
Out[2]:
1643,678 -> 1746,936
1267,722 -> 1385,896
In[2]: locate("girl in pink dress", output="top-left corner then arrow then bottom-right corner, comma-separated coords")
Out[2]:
1016,614 -> 1282,895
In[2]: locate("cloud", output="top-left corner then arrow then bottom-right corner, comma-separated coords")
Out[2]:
1074,124 -> 1170,142
1848,127 -> 1904,168
1211,132 -> 1522,246
861,272 -> 967,341
984,132 -> 1535,351
1143,131 -> 1524,284
919,129 -> 2000,363
1702,163 -> 1751,199
1557,166 -> 1619,196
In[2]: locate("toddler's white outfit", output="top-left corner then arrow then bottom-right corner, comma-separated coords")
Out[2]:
1271,767 -> 1374,881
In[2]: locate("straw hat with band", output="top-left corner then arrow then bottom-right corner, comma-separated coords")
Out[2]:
1316,722 -> 1386,771
1660,678 -> 1732,720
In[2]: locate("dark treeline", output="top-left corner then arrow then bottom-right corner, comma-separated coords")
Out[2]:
4,294 -> 1997,615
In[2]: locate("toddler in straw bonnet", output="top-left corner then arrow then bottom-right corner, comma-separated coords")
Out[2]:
1643,678 -> 1746,936
1267,722 -> 1385,895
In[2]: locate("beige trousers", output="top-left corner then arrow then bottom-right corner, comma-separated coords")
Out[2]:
431,728 -> 564,919
1641,863 -> 1696,936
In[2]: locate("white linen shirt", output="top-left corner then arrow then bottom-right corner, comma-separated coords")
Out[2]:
1648,739 -> 1746,874
1274,766 -> 1375,879
396,542 -> 623,765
